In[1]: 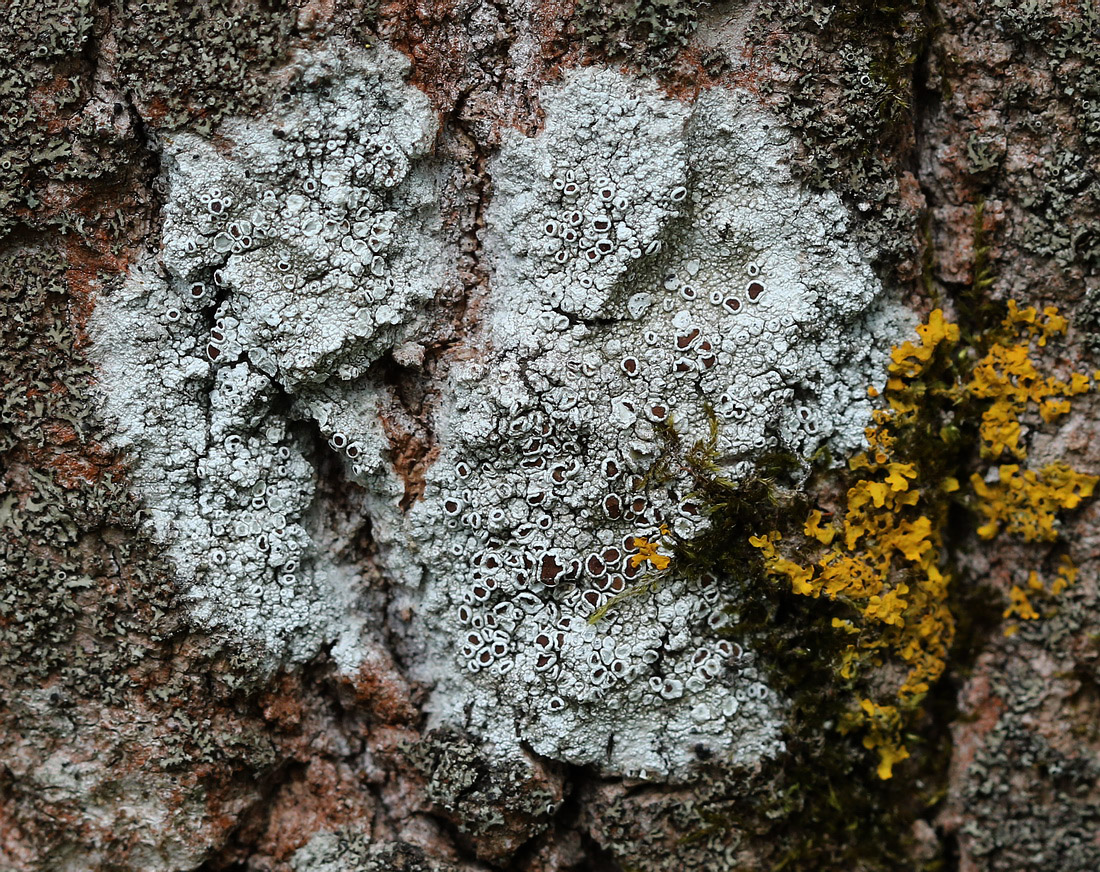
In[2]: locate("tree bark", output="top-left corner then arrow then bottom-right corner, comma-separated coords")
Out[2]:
2,1 -> 1099,871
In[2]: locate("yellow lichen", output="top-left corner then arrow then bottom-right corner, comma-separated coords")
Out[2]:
842,700 -> 911,780
971,462 -> 1096,541
1002,555 -> 1082,634
753,304 -> 1096,779
1004,583 -> 1040,621
628,535 -> 672,571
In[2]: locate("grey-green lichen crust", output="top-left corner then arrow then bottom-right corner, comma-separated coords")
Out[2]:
90,44 -> 912,779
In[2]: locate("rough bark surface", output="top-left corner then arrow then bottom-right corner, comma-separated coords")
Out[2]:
2,1 -> 1100,871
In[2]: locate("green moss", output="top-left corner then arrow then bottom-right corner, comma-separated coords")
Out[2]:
582,406 -> 937,868
587,410 -> 797,623
954,198 -> 1002,342
625,256 -> 1096,866
643,418 -> 945,870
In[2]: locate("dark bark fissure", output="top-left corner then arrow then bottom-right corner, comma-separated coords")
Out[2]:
904,6 -> 1021,869
192,759 -> 310,872
905,12 -> 966,861
371,349 -> 441,511
512,756 -> 627,872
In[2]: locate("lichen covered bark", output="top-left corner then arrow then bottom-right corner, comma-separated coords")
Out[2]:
3,1 -> 1100,871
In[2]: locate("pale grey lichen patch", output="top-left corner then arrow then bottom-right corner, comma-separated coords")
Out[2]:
290,830 -> 458,872
347,69 -> 912,777
90,42 -> 446,666
156,44 -> 445,391
91,53 -> 911,778
485,69 -> 896,461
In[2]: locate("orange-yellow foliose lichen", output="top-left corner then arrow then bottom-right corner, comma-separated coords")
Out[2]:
752,303 -> 1097,779
628,535 -> 672,571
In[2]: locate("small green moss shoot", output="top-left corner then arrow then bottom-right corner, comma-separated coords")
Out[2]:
588,408 -> 794,624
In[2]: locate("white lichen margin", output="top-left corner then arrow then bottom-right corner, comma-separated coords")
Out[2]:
91,45 -> 912,778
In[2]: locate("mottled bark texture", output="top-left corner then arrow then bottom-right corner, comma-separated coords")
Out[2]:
2,1 -> 1100,871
